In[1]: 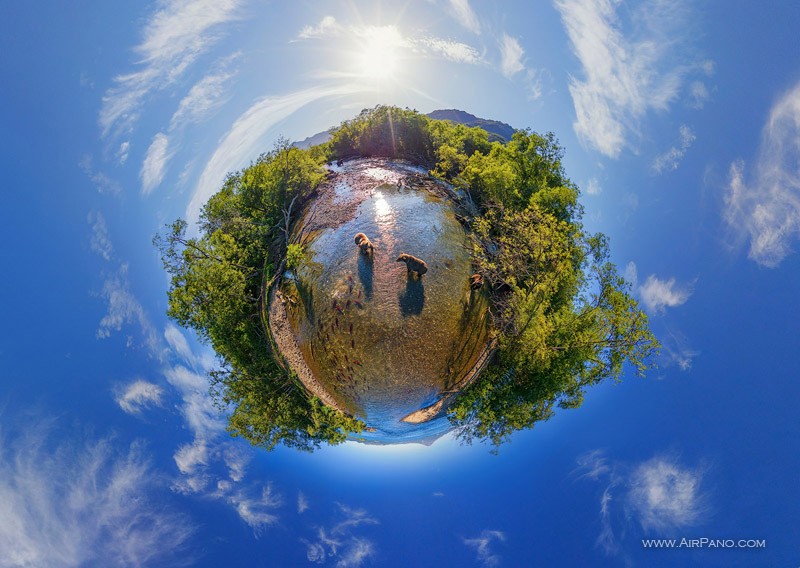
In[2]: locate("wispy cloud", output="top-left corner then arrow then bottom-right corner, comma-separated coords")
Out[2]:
96,263 -> 160,354
497,33 -> 542,99
0,420 -> 193,567
213,481 -> 282,535
170,64 -> 237,131
187,84 -> 359,223
298,491 -> 310,514
100,0 -> 242,136
688,81 -> 710,109
464,530 -> 506,567
79,155 -> 122,195
141,132 -> 171,195
159,326 -> 286,534
116,141 -> 130,164
302,503 -> 378,567
420,37 -> 482,64
625,263 -> 697,370
164,323 -> 195,363
447,0 -> 481,34
660,327 -> 699,371
724,80 -> 800,267
652,124 -> 695,174
115,379 -> 164,414
296,15 -> 343,40
499,34 -> 525,78
638,274 -> 692,314
576,450 -> 708,554
626,262 -> 692,313
586,177 -> 602,195
88,211 -> 114,261
627,456 -> 707,532
574,449 -> 611,480
555,0 -> 696,157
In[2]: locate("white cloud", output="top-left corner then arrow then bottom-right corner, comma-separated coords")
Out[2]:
586,177 -> 602,195
724,80 -> 800,267
447,0 -> 481,34
596,486 -> 617,554
660,327 -> 699,371
223,446 -> 250,482
79,155 -> 122,195
420,37 -> 482,64
638,274 -> 692,313
164,364 -> 223,438
100,0 -> 242,136
218,482 -> 282,535
297,15 -> 342,40
624,261 -> 638,287
574,449 -> 611,480
499,34 -> 525,78
306,541 -> 326,563
555,0 -> 693,157
302,503 -> 378,567
577,451 -> 707,554
0,422 -> 193,567
336,538 -> 374,568
115,379 -> 164,414
159,337 -> 284,533
525,69 -> 544,100
187,84 -> 359,223
116,141 -> 130,164
463,530 -> 506,567
688,81 -> 710,109
174,439 -> 209,476
170,62 -> 237,130
298,491 -> 310,514
628,456 -> 706,532
652,124 -> 695,173
141,132 -> 171,195
88,211 -> 113,261
96,264 -> 160,354
164,323 -> 194,364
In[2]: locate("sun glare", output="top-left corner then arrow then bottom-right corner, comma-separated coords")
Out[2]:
354,25 -> 404,82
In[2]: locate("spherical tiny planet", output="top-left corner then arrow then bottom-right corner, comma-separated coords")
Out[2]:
269,159 -> 493,444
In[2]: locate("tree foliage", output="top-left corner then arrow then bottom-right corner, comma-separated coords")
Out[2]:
156,105 -> 658,451
155,140 -> 362,451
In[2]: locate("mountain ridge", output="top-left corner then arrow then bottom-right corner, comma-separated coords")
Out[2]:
294,109 -> 516,149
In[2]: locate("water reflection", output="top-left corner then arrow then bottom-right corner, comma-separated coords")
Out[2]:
287,160 -> 491,442
399,276 -> 425,316
373,190 -> 392,221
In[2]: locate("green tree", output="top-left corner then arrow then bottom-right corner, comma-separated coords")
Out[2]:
155,105 -> 658,451
155,141 -> 363,451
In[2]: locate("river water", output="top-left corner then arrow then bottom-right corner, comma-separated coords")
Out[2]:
284,160 -> 490,444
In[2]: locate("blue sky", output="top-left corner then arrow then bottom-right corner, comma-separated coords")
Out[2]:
2,0 -> 800,566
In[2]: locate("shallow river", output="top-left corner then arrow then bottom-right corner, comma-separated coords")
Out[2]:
285,160 -> 490,444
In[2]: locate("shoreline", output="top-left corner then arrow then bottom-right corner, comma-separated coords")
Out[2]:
267,282 -> 350,414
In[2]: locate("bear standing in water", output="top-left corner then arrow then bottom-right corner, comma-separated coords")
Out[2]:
396,253 -> 428,277
353,233 -> 374,256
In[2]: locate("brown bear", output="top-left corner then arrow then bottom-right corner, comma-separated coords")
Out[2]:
354,232 -> 374,255
470,273 -> 484,290
396,253 -> 428,276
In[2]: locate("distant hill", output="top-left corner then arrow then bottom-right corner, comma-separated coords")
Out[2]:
426,109 -> 516,143
293,129 -> 332,150
293,108 -> 516,149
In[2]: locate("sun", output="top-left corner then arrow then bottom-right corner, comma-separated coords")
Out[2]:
353,25 -> 404,82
